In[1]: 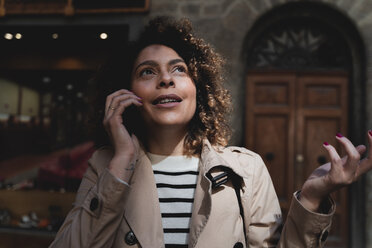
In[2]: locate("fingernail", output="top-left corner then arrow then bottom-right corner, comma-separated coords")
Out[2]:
336,133 -> 343,138
368,130 -> 372,137
323,142 -> 329,146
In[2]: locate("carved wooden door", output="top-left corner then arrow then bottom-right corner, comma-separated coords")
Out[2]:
245,72 -> 348,247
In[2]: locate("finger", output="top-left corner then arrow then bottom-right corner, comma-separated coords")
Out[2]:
356,131 -> 372,177
105,94 -> 141,119
104,98 -> 142,136
111,98 -> 142,118
356,145 -> 367,156
357,157 -> 372,178
368,130 -> 372,159
105,89 -> 135,113
323,142 -> 342,168
107,91 -> 139,113
103,97 -> 142,128
335,134 -> 361,168
109,93 -> 141,112
336,145 -> 365,164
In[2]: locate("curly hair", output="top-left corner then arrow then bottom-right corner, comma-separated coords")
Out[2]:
89,16 -> 231,156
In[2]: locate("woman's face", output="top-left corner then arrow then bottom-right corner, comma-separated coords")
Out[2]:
131,44 -> 196,130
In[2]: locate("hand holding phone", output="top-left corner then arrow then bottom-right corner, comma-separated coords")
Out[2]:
103,89 -> 143,181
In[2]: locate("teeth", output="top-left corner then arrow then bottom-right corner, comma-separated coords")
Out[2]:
159,98 -> 178,104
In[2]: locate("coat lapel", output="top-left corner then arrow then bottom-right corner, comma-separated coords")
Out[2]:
200,140 -> 249,178
124,149 -> 164,248
188,163 -> 211,248
188,140 -> 239,247
189,140 -> 250,247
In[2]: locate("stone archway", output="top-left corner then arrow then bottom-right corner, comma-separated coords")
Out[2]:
242,2 -> 366,247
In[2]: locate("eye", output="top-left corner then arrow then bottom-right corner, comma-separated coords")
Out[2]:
173,65 -> 187,73
139,68 -> 155,77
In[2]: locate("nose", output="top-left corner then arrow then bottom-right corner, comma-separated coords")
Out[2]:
157,71 -> 175,88
159,81 -> 175,87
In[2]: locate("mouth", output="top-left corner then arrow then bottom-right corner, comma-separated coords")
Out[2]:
152,94 -> 182,105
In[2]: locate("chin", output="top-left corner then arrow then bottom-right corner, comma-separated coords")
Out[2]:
146,115 -> 192,128
141,109 -> 195,128
154,119 -> 190,127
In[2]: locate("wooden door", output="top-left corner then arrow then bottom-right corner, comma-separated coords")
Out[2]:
245,72 -> 348,247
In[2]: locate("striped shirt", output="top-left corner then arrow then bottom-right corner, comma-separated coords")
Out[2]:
147,153 -> 199,248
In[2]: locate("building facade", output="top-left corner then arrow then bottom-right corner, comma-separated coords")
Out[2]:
145,1 -> 371,246
0,0 -> 371,247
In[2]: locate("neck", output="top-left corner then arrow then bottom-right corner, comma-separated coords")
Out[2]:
145,125 -> 187,156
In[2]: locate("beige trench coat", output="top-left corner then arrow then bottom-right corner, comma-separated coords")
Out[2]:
50,140 -> 335,248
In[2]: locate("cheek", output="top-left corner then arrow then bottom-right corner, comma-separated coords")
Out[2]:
189,84 -> 197,107
130,80 -> 138,93
131,81 -> 147,98
187,84 -> 197,117
180,77 -> 196,96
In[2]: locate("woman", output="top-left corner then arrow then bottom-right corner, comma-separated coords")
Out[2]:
50,17 -> 372,248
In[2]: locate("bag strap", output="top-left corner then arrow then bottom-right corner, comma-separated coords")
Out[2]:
231,172 -> 248,246
207,168 -> 248,246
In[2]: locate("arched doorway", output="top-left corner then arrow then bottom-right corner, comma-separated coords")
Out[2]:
243,2 -> 366,247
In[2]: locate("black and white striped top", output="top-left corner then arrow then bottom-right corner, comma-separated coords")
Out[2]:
147,153 -> 199,248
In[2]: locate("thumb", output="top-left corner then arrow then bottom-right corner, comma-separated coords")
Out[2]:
356,145 -> 366,155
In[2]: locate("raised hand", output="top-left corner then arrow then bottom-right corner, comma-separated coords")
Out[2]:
299,131 -> 372,212
103,89 -> 143,181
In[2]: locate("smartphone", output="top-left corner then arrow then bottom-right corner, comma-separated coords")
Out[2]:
122,104 -> 142,136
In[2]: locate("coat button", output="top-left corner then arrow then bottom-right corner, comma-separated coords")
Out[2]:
233,242 -> 243,248
125,231 -> 137,246
89,197 -> 99,211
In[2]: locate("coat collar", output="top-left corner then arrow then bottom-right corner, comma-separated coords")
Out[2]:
200,139 -> 247,179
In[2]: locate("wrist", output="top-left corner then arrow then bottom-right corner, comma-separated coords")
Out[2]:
298,190 -> 323,212
112,153 -> 136,162
108,156 -> 136,182
113,148 -> 136,161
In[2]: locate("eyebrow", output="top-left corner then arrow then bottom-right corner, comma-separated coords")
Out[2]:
134,58 -> 185,72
